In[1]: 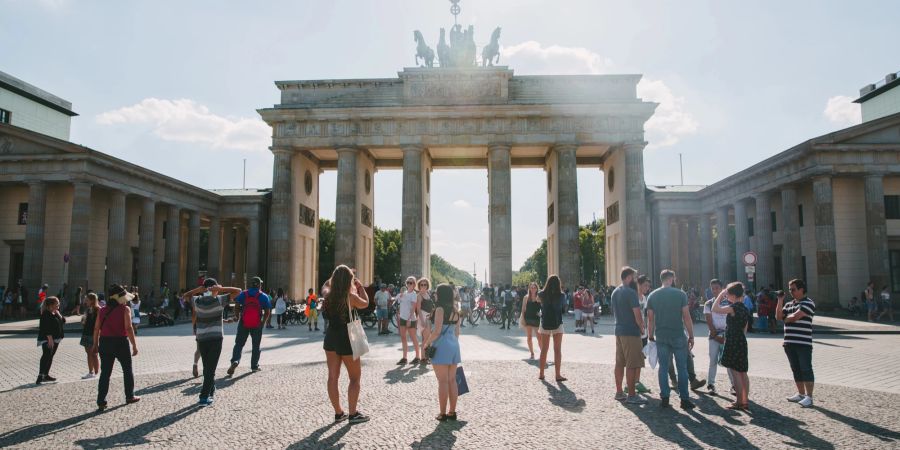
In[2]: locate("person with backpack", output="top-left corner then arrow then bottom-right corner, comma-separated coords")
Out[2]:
500,285 -> 515,330
227,276 -> 272,375
184,278 -> 241,405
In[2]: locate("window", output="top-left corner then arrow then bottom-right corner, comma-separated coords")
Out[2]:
748,218 -> 755,237
0,108 -> 10,124
771,211 -> 777,232
885,195 -> 900,220
890,250 -> 900,293
798,205 -> 804,227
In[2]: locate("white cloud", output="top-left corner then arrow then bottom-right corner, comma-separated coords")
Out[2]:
452,199 -> 471,208
96,98 -> 271,152
502,41 -> 697,148
823,95 -> 861,126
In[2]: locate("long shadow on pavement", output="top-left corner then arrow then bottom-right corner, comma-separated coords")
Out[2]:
541,380 -> 586,413
745,402 -> 834,449
412,419 -> 467,449
181,371 -> 253,396
287,421 -> 351,450
74,404 -> 201,449
0,406 -> 124,447
815,406 -> 900,443
384,365 -> 430,385
134,377 -> 193,396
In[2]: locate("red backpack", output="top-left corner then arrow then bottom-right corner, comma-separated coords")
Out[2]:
241,291 -> 262,328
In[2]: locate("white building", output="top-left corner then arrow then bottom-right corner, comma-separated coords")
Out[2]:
856,70 -> 900,123
0,70 -> 77,141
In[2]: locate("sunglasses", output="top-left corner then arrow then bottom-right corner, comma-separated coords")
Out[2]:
406,282 -> 414,285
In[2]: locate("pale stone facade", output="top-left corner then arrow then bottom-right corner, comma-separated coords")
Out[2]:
0,71 -> 75,141
258,67 -> 658,297
648,112 -> 900,310
857,70 -> 900,123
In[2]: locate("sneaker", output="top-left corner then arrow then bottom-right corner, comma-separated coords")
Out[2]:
680,399 -> 696,410
126,396 -> 141,404
690,379 -> 707,390
227,362 -> 238,376
798,396 -> 814,408
192,364 -> 199,378
97,401 -> 108,411
251,367 -> 262,372
334,412 -> 348,423
82,373 -> 94,380
410,358 -> 421,365
707,384 -> 717,394
626,395 -> 648,405
786,393 -> 805,403
43,375 -> 57,382
198,397 -> 212,406
659,397 -> 670,408
348,412 -> 370,424
35,375 -> 43,385
636,382 -> 651,394
396,358 -> 407,366
615,391 -> 627,401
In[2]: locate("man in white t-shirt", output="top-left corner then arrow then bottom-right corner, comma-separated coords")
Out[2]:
703,279 -> 735,395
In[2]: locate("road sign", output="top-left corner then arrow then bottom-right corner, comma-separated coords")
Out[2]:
745,265 -> 756,274
742,251 -> 757,266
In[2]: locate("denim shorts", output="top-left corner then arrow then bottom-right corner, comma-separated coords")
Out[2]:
376,308 -> 388,320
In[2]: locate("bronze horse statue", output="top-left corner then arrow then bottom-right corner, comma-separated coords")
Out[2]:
413,30 -> 435,68
482,26 -> 501,67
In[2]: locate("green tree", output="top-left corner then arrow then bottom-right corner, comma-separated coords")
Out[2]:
579,219 -> 606,287
317,218 -> 335,288
430,254 -> 475,286
512,269 -> 539,286
374,227 -> 402,285
519,239 -> 548,283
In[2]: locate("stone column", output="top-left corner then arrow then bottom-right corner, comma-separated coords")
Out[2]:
657,213 -> 672,271
247,217 -> 260,278
22,181 -> 47,299
164,205 -> 181,290
335,147 -> 358,269
267,149 -> 293,293
688,217 -> 701,288
733,199 -> 750,286
624,143 -> 649,272
401,145 -> 427,278
754,193 -> 774,289
222,220 -> 234,285
207,216 -> 221,278
678,219 -> 691,284
715,206 -> 730,281
138,199 -> 156,296
781,187 -> 802,283
67,182 -> 92,292
234,224 -> 247,288
864,175 -> 890,290
488,143 -> 512,286
699,215 -> 713,286
555,144 -> 580,288
812,176 -> 839,309
107,190 -> 127,285
186,211 -> 201,285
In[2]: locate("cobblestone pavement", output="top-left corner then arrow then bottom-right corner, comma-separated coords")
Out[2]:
1,319 -> 899,448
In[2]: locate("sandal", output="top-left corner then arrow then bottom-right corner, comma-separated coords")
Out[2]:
446,412 -> 457,421
726,403 -> 742,410
435,413 -> 448,421
556,376 -> 568,382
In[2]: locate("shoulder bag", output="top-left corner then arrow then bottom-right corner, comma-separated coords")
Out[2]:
346,296 -> 369,360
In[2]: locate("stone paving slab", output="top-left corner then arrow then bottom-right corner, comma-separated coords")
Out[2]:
0,361 -> 898,449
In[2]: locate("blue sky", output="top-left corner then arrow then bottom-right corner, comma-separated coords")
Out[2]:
2,0 -> 896,275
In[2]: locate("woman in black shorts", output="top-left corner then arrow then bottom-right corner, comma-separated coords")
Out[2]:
518,281 -> 542,360
538,275 -> 566,382
322,264 -> 371,424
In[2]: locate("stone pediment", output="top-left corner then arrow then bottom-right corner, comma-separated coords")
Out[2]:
0,124 -> 85,157
822,112 -> 900,146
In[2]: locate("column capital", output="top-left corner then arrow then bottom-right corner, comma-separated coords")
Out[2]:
271,146 -> 293,156
26,179 -> 46,188
400,144 -> 425,154
551,142 -> 579,153
621,141 -> 648,152
753,191 -> 772,201
335,145 -> 361,154
488,142 -> 512,153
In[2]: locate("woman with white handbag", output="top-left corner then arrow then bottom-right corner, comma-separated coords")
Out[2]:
321,265 -> 371,424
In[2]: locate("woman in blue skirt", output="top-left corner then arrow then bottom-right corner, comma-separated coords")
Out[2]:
423,284 -> 462,421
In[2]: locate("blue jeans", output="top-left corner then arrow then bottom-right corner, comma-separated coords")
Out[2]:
230,323 -> 262,369
783,344 -> 814,382
657,336 -> 690,400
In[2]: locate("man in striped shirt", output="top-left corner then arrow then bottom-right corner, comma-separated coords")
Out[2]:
776,278 -> 816,408
184,278 -> 241,406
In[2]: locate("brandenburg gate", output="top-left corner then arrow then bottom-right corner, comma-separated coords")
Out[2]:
259,65 -> 657,298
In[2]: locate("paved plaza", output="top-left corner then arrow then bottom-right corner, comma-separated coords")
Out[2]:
1,317 -> 899,449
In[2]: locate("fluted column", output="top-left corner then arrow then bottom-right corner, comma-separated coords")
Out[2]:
864,175 -> 890,291
107,190 -> 127,285
754,193 -> 774,288
222,220 -> 234,284
401,145 -> 427,278
556,144 -> 580,289
138,199 -> 156,296
624,142 -> 649,272
247,217 -> 260,278
688,217 -> 701,288
715,206 -> 730,281
268,149 -> 293,292
22,181 -> 47,300
488,143 -> 512,286
657,213 -> 672,271
234,224 -> 247,288
781,187 -> 802,283
67,182 -> 92,292
207,216 -> 221,278
699,215 -> 713,285
164,205 -> 181,290
733,199 -> 750,286
335,147 -> 359,269
678,219 -> 690,285
812,176 -> 839,309
186,211 -> 201,286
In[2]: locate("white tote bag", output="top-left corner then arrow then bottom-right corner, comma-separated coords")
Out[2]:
643,341 -> 658,369
346,299 -> 369,360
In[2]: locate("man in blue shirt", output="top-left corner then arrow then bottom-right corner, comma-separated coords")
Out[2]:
227,277 -> 272,375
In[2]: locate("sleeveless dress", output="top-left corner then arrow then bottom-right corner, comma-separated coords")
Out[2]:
431,314 -> 461,365
524,297 -> 541,327
721,302 -> 750,373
